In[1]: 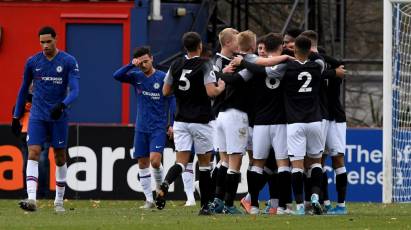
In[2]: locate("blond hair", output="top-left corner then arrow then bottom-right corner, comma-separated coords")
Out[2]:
218,28 -> 239,47
237,30 -> 256,52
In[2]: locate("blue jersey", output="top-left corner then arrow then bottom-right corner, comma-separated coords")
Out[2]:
14,51 -> 80,121
113,64 -> 174,132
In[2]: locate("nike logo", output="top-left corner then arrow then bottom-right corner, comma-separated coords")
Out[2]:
58,141 -> 64,144
35,68 -> 41,71
155,146 -> 162,148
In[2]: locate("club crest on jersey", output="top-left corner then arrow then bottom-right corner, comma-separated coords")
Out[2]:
153,83 -> 160,89
56,66 -> 63,73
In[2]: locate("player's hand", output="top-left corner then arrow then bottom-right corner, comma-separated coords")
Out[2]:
223,64 -> 235,73
335,65 -> 346,78
11,117 -> 22,137
50,103 -> 66,120
231,55 -> 243,66
167,126 -> 174,140
131,58 -> 140,67
217,79 -> 226,91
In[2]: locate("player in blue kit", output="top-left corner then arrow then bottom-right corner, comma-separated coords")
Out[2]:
12,26 -> 80,212
113,46 -> 174,209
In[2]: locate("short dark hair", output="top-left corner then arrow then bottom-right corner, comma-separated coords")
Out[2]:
285,28 -> 302,39
301,30 -> 318,46
264,33 -> 283,52
133,46 -> 152,58
294,35 -> 312,55
182,32 -> 202,52
38,26 -> 56,38
257,36 -> 266,45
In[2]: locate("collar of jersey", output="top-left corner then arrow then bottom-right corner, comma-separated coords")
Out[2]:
216,53 -> 231,61
184,55 -> 200,59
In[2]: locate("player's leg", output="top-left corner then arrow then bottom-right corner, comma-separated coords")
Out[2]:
287,123 -> 306,215
320,154 -> 332,212
19,119 -> 47,211
246,125 -> 270,214
328,122 -> 347,215
191,122 -> 214,215
222,109 -> 248,214
210,115 -> 228,213
149,130 -> 167,198
272,124 -> 290,215
330,155 -> 347,214
306,121 -> 325,215
133,131 -> 154,208
182,152 -> 196,206
51,120 -> 70,213
156,122 -> 191,210
241,126 -> 254,213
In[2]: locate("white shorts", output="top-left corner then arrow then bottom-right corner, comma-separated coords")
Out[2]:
215,109 -> 249,154
287,121 -> 323,159
210,119 -> 218,151
325,121 -> 346,156
253,124 -> 288,160
247,126 -> 253,152
173,121 -> 213,154
321,119 -> 330,149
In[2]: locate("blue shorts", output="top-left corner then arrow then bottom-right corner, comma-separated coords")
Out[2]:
133,130 -> 166,159
27,119 -> 68,148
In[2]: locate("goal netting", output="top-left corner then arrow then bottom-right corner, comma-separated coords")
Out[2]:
383,0 -> 411,203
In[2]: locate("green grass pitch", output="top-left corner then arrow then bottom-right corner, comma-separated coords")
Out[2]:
0,200 -> 410,229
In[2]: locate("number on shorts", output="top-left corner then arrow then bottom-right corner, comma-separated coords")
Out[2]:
297,72 -> 312,92
178,69 -> 192,91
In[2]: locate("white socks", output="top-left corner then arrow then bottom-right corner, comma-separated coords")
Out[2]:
139,168 -> 153,203
182,163 -> 195,203
152,164 -> 164,190
55,163 -> 67,204
26,160 -> 39,201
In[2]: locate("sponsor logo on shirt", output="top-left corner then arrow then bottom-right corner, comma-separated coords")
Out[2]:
142,91 -> 160,100
41,76 -> 63,84
153,83 -> 160,89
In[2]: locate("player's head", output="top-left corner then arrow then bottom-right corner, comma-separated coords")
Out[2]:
38,26 -> 57,56
301,30 -> 318,48
133,46 -> 154,74
294,35 -> 312,57
182,32 -> 202,54
257,36 -> 267,57
264,33 -> 283,55
237,30 -> 257,53
283,28 -> 302,51
218,28 -> 239,53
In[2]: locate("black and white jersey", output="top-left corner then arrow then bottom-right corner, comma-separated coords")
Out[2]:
271,59 -> 324,124
216,59 -> 253,114
211,53 -> 231,118
242,55 -> 286,125
321,54 -> 346,122
164,56 -> 215,123
309,52 -> 329,121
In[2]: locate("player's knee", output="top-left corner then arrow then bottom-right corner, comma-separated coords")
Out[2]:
150,159 -> 161,168
332,155 -> 345,169
28,145 -> 42,161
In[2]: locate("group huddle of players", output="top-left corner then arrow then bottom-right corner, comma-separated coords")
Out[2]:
155,28 -> 348,216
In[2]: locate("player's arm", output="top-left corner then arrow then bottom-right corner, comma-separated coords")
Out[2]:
165,95 -> 176,139
12,60 -> 33,136
204,62 -> 226,97
265,63 -> 288,79
113,58 -> 141,84
163,69 -> 174,96
13,60 -> 33,118
217,68 -> 253,85
254,55 -> 291,66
